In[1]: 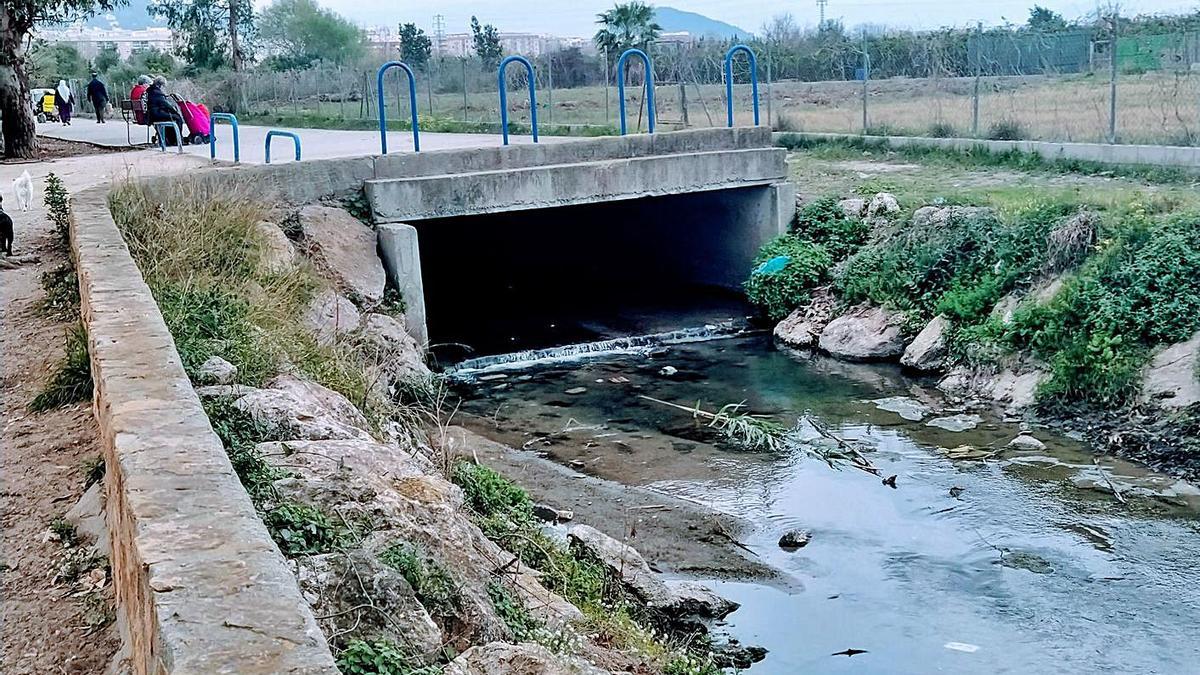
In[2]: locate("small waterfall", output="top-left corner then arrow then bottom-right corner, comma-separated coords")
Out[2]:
445,321 -> 757,380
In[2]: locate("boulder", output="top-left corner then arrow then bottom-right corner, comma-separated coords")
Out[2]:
1007,434 -> 1047,451
866,192 -> 900,218
900,315 -> 949,371
298,205 -> 386,306
296,550 -> 444,662
1141,332 -> 1200,410
773,287 -> 835,349
777,529 -> 812,550
261,442 -> 583,644
233,374 -> 374,441
837,198 -> 866,218
567,524 -> 673,610
254,220 -> 296,275
938,365 -> 1047,412
65,482 -> 109,557
818,304 -> 907,361
358,313 -> 430,384
196,355 -> 238,385
662,580 -> 740,619
532,503 -> 574,523
990,293 -> 1021,326
911,205 -> 993,229
444,642 -> 608,675
302,288 -> 362,347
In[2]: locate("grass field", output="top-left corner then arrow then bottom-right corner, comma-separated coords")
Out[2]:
232,69 -> 1200,146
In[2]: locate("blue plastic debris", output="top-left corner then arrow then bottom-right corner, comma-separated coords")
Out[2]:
755,256 -> 791,275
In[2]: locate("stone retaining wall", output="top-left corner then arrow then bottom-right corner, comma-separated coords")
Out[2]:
70,186 -> 338,674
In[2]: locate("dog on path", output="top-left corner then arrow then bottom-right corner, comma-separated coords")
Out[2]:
12,170 -> 33,212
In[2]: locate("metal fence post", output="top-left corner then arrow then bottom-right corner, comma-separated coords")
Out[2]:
461,58 -> 468,121
547,52 -> 554,127
861,29 -> 869,133
972,22 -> 982,136
766,50 -> 773,129
1108,12 -> 1119,143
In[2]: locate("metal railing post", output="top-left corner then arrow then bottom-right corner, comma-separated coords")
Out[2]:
209,112 -> 240,162
497,55 -> 539,145
616,48 -> 656,135
723,44 -> 760,127
376,61 -> 420,154
153,122 -> 183,153
265,130 -> 302,163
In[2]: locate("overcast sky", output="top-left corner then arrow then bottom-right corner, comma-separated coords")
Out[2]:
294,0 -> 1197,36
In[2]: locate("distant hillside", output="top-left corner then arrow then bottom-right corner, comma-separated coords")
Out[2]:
85,0 -> 162,29
654,6 -> 749,39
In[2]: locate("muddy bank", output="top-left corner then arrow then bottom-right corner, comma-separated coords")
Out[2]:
443,426 -> 790,587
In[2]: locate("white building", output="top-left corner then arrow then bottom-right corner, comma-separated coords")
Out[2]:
37,26 -> 173,60
368,27 -> 590,59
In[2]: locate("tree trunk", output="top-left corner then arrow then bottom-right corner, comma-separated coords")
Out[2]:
0,10 -> 37,159
228,0 -> 242,72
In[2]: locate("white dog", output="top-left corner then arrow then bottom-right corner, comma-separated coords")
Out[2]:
12,170 -> 33,212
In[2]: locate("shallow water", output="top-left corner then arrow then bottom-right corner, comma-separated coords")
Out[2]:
457,335 -> 1200,674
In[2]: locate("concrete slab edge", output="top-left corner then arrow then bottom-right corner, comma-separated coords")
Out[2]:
70,186 -> 338,674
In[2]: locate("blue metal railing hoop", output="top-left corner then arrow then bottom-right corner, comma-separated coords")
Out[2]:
376,61 -> 420,154
724,45 -> 760,127
265,130 -> 302,164
498,55 -> 539,146
209,112 -> 240,162
616,48 -> 656,135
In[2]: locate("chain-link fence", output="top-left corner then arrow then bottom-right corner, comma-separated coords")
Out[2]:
145,14 -> 1200,147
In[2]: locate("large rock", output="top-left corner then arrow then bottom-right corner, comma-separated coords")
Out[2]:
990,293 -> 1021,326
255,220 -> 296,275
358,313 -> 430,385
444,642 -> 608,675
298,205 -> 386,306
773,287 -> 835,349
866,192 -> 900,218
837,198 -> 866,219
1142,332 -> 1200,410
567,524 -> 673,610
232,374 -> 374,441
260,442 -> 583,646
900,315 -> 949,371
296,550 -> 444,662
197,355 -> 238,385
911,205 -> 993,229
818,304 -> 907,361
302,288 -> 362,347
938,365 -> 1047,412
662,580 -> 739,619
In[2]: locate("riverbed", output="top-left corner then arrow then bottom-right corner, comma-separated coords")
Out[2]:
454,335 -> 1200,674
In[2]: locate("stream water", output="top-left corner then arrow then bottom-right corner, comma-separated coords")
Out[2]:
453,334 -> 1200,674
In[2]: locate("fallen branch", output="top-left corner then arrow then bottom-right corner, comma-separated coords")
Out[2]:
1093,458 -> 1128,504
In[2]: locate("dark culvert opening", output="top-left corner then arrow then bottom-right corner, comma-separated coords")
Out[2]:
413,187 -> 775,364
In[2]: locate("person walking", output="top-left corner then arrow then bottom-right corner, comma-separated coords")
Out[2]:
54,79 -> 74,126
86,73 -> 109,124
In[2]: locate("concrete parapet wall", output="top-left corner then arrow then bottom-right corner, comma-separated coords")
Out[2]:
70,187 -> 338,674
366,147 -> 788,223
780,131 -> 1200,170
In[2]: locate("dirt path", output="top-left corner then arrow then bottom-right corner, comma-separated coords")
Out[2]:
0,150 -> 202,673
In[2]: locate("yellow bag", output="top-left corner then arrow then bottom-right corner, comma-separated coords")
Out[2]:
41,93 -> 55,113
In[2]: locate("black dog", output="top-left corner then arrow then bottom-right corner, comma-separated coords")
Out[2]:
0,196 -> 12,256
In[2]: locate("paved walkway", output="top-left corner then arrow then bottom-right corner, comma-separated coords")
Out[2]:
37,119 -> 556,164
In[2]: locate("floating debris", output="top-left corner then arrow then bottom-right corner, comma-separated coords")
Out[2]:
926,414 -> 982,432
871,396 -> 931,422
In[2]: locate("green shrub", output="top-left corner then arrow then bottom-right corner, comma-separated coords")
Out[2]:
987,120 -> 1025,141
263,502 -> 346,556
156,282 -> 276,384
452,462 -> 533,522
487,581 -> 542,641
30,323 -> 92,412
379,542 -> 461,617
44,173 -> 70,247
744,236 -> 833,321
39,263 -> 79,320
202,397 -> 287,504
792,196 -> 870,259
927,122 -> 957,138
335,639 -> 439,675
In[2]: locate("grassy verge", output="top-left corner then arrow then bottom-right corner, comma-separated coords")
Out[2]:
777,133 -> 1199,185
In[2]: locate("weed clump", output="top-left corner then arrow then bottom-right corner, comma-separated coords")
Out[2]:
987,120 -> 1025,141
30,323 -> 93,412
263,502 -> 347,556
379,542 -> 461,617
744,237 -> 832,321
335,638 -> 439,675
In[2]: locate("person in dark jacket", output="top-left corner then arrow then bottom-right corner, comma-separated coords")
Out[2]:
145,75 -> 185,145
86,73 -> 109,124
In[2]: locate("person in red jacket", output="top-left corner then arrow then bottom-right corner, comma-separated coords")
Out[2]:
129,75 -> 151,124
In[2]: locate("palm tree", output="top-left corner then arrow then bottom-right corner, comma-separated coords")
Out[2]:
594,2 -> 662,55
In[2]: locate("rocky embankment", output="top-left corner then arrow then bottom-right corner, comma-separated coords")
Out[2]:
190,203 -> 760,672
768,194 -> 1200,476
